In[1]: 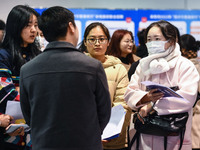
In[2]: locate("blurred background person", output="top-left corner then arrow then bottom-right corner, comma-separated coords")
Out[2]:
128,29 -> 150,80
180,34 -> 199,60
107,29 -> 140,71
136,29 -> 148,58
0,19 -> 6,45
36,28 -> 48,51
180,34 -> 200,150
195,40 -> 200,64
196,40 -> 200,62
79,22 -> 131,150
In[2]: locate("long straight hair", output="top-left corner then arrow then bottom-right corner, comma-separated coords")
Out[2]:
2,5 -> 41,72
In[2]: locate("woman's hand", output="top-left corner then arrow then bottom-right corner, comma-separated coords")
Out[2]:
6,125 -> 25,136
146,89 -> 164,103
102,139 -> 110,143
136,89 -> 164,123
138,89 -> 164,106
0,114 -> 13,128
137,102 -> 153,124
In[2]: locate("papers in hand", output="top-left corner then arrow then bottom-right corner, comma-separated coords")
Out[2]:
5,101 -> 24,121
6,124 -> 30,133
102,104 -> 126,140
141,81 -> 183,98
5,101 -> 30,133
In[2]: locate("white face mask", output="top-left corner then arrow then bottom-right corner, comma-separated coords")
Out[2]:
146,41 -> 168,55
36,36 -> 48,51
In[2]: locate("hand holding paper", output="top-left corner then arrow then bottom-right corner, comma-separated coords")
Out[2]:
6,124 -> 30,134
141,81 -> 184,99
5,100 -> 24,121
5,101 -> 30,133
0,114 -> 13,128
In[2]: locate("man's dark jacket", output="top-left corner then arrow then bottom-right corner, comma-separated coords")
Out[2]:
20,41 -> 111,150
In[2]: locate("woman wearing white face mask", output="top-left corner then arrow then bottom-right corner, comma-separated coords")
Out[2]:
146,40 -> 168,55
125,20 -> 199,150
36,29 -> 48,51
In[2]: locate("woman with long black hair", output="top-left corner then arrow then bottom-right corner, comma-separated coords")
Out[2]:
0,5 -> 41,150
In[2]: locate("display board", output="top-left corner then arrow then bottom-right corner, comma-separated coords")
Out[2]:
35,8 -> 200,45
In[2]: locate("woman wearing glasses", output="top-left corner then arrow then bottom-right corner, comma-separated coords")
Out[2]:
107,29 -> 140,71
79,22 -> 130,150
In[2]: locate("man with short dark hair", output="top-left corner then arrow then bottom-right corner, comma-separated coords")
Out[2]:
20,6 -> 111,150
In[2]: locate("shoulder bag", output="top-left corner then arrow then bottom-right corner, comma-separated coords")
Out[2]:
129,108 -> 188,150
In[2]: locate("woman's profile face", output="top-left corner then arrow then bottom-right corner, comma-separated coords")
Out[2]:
21,14 -> 38,47
84,26 -> 109,58
119,33 -> 134,57
147,26 -> 171,50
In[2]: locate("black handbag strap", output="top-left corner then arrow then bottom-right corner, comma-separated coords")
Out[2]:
129,131 -> 140,150
136,133 -> 139,150
179,127 -> 186,150
127,125 -> 130,148
129,128 -> 186,150
164,127 -> 185,150
164,136 -> 167,150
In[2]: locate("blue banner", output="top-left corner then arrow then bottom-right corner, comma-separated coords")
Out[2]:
35,8 -> 200,45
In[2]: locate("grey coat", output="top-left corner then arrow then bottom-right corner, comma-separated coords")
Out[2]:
20,41 -> 111,150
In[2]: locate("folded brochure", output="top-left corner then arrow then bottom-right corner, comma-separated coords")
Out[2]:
141,81 -> 183,98
6,124 -> 30,133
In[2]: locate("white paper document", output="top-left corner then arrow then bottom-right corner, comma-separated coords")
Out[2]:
5,100 -> 24,120
5,101 -> 30,132
102,104 -> 126,140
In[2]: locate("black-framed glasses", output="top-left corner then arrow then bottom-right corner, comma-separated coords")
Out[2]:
87,38 -> 108,45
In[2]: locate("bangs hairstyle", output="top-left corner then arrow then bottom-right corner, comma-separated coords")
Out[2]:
78,22 -> 110,52
38,6 -> 76,42
83,22 -> 110,42
2,5 -> 40,72
3,5 -> 39,50
144,20 -> 177,45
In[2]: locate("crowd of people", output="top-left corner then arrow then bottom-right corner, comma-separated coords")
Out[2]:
0,4 -> 200,150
